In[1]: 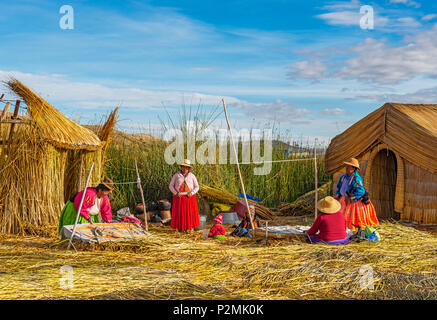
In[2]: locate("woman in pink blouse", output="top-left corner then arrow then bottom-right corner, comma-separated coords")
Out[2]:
169,159 -> 200,233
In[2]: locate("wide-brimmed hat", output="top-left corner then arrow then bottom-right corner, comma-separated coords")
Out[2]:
101,178 -> 114,192
178,159 -> 193,168
214,213 -> 223,224
317,196 -> 341,214
343,157 -> 360,169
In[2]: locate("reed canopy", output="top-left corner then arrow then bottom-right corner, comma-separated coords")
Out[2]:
326,102 -> 437,224
0,78 -> 118,234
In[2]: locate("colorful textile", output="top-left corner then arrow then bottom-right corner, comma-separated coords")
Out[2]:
211,202 -> 232,217
213,235 -> 226,240
72,188 -> 112,222
209,223 -> 226,237
339,197 -> 379,231
309,235 -> 351,245
58,201 -> 99,234
169,171 -> 199,196
336,172 -> 365,202
170,180 -> 200,231
306,211 -> 348,242
364,226 -> 381,242
120,215 -> 142,224
60,222 -> 150,244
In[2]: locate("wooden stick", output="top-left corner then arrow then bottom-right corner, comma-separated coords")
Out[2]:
0,102 -> 11,121
222,99 -> 255,236
135,159 -> 149,231
0,93 -> 4,101
78,151 -> 84,191
265,221 -> 268,246
314,138 -> 318,219
8,100 -> 21,144
67,162 -> 94,250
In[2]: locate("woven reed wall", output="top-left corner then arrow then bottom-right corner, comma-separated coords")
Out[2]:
403,161 -> 437,223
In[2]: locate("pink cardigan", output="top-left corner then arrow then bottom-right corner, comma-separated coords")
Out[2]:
73,188 -> 112,222
169,171 -> 200,195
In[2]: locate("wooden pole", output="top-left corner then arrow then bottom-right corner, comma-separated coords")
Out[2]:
135,159 -> 149,231
68,162 -> 94,250
222,99 -> 255,236
78,151 -> 84,191
0,102 -> 11,121
7,100 -> 20,144
314,138 -> 318,219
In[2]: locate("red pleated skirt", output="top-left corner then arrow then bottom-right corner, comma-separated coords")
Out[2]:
340,197 -> 379,231
171,194 -> 200,231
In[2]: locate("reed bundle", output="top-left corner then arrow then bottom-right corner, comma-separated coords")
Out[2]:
199,183 -> 275,220
279,182 -> 332,216
0,221 -> 435,300
0,79 -> 117,234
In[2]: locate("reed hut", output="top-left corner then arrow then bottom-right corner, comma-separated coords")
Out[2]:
0,79 -> 118,234
326,102 -> 437,224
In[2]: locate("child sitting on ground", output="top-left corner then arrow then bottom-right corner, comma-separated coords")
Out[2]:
208,213 -> 226,239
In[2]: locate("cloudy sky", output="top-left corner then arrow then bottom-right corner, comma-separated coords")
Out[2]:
1,0 -> 437,143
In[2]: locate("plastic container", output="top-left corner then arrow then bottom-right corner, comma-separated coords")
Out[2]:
222,211 -> 239,224
196,215 -> 207,230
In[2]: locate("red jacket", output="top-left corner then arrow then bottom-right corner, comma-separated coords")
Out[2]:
209,224 -> 226,237
306,211 -> 348,241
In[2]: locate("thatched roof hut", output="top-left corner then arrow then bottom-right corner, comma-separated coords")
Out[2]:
326,102 -> 437,224
0,79 -> 118,234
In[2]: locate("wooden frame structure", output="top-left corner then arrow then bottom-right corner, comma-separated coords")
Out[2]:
0,94 -> 28,146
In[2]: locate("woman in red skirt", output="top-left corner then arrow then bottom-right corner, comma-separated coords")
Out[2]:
334,158 -> 379,230
169,159 -> 200,233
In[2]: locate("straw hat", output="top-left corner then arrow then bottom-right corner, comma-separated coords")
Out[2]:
178,159 -> 193,168
343,157 -> 360,169
317,196 -> 341,214
101,178 -> 114,192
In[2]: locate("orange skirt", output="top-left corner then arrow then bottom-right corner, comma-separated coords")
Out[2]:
340,197 -> 379,231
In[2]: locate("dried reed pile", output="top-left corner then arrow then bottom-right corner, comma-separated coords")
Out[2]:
279,182 -> 332,216
199,183 -> 275,220
0,79 -> 117,234
0,221 -> 435,300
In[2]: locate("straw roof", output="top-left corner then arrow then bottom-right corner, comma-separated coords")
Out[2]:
6,79 -> 103,151
326,102 -> 437,174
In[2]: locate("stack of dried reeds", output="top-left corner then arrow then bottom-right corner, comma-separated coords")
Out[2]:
0,79 -> 117,235
279,181 -> 332,216
199,183 -> 275,220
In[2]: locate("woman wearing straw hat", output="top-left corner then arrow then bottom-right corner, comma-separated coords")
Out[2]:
169,159 -> 200,233
58,178 -> 114,233
305,196 -> 350,244
334,158 -> 378,231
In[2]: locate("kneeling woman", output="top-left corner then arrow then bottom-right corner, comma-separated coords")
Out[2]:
335,158 -> 378,231
58,178 -> 114,233
306,196 -> 350,244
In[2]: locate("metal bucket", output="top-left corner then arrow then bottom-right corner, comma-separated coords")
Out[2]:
196,215 -> 207,230
222,211 -> 239,224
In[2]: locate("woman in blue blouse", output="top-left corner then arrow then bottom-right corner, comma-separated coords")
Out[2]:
334,158 -> 379,230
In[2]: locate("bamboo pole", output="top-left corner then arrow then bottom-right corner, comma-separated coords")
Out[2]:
135,159 -> 149,231
314,138 -> 318,219
67,162 -> 94,250
222,99 -> 255,236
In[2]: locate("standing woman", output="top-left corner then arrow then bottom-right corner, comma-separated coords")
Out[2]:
169,159 -> 200,233
334,158 -> 379,231
58,178 -> 114,233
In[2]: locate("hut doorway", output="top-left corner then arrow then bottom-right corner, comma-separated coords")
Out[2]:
369,149 -> 398,220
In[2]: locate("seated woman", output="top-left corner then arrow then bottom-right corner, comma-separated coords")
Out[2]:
305,196 -> 351,245
230,209 -> 259,238
58,178 -> 114,234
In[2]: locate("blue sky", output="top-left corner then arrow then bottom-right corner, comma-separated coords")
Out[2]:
2,0 -> 437,144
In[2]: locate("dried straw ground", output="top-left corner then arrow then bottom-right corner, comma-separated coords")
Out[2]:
0,218 -> 435,300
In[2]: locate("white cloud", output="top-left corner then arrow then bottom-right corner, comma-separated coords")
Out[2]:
389,0 -> 421,8
320,108 -> 350,116
0,70 -> 240,110
422,14 -> 437,21
287,60 -> 328,80
231,99 -> 312,123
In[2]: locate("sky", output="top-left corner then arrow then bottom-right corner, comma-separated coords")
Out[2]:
1,0 -> 437,144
